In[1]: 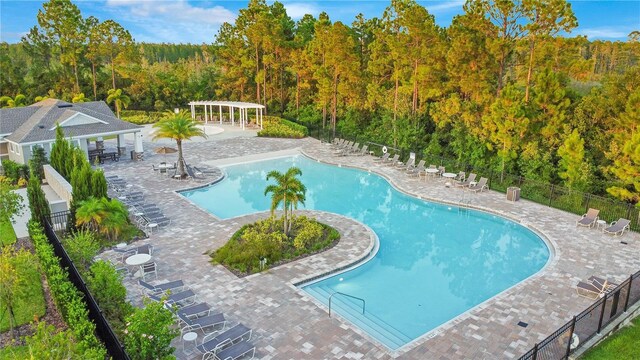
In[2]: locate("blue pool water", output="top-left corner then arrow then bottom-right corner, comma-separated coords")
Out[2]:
180,155 -> 550,349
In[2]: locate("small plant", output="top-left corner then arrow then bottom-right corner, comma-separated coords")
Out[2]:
63,229 -> 100,273
86,261 -> 133,337
17,177 -> 28,187
25,322 -> 84,359
124,299 -> 178,360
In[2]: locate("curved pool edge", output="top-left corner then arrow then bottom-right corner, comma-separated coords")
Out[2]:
298,148 -> 558,354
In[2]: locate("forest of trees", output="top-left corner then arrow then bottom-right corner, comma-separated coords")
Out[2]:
0,0 -> 638,205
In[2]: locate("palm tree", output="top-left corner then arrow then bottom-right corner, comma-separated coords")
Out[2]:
152,110 -> 207,178
264,167 -> 306,235
0,94 -> 27,108
76,197 -> 128,240
75,197 -> 105,233
106,88 -> 130,118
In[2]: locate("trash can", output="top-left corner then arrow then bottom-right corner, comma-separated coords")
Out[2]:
507,187 -> 521,202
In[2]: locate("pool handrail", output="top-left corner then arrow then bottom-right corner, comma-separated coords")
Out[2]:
329,291 -> 365,317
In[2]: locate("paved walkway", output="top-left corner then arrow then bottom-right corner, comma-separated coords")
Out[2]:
99,135 -> 640,359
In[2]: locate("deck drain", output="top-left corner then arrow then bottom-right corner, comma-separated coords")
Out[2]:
517,321 -> 528,328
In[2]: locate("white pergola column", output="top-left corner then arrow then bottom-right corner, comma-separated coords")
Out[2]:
190,104 -> 195,119
230,106 -> 234,126
260,108 -> 263,129
204,103 -> 208,123
219,105 -> 223,124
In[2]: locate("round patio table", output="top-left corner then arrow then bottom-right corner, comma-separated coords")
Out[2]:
125,253 -> 151,266
442,172 -> 457,179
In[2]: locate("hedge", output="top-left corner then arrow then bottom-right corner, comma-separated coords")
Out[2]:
27,221 -> 106,359
120,110 -> 165,125
258,116 -> 308,139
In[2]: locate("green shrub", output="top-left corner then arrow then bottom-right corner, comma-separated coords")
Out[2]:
27,221 -> 106,358
121,110 -> 165,124
212,216 -> 339,275
24,322 -> 85,359
86,260 -> 133,338
62,230 -> 100,274
258,116 -> 308,139
1,160 -> 28,184
124,299 -> 178,360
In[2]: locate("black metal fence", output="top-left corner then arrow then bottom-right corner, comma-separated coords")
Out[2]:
44,211 -> 131,360
310,131 -> 639,232
518,269 -> 640,360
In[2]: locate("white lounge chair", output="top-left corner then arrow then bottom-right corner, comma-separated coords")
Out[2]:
602,218 -> 630,237
576,208 -> 599,228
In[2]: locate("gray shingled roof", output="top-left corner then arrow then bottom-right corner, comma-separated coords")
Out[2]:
1,100 -> 141,143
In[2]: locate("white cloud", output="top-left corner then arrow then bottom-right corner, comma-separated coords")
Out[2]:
102,0 -> 236,43
577,27 -> 632,39
282,2 -> 320,19
424,0 -> 464,13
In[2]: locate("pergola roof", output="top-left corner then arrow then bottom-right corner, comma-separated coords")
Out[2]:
188,101 -> 265,109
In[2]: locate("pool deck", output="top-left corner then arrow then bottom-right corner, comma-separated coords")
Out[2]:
99,132 -> 640,359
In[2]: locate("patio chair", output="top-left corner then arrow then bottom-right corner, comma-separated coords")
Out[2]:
437,166 -> 445,176
140,262 -> 158,280
602,218 -> 631,237
196,324 -> 253,360
407,160 -> 425,177
149,289 -> 197,307
145,215 -> 171,226
456,171 -> 466,182
374,152 -> 390,162
139,279 -> 184,295
135,244 -> 154,255
576,208 -> 600,228
455,173 -> 476,188
386,154 -> 400,167
113,247 -> 137,262
212,340 -> 256,360
398,156 -> 415,171
176,302 -> 213,319
468,177 -> 488,192
354,144 -> 368,156
178,311 -> 226,333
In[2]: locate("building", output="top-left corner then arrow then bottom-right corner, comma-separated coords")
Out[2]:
0,98 -> 143,164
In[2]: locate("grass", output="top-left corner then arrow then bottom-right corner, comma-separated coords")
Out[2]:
0,217 -> 17,246
580,314 -> 640,359
0,345 -> 29,359
0,255 -> 46,332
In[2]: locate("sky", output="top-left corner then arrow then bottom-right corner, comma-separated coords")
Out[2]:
1,0 -> 639,44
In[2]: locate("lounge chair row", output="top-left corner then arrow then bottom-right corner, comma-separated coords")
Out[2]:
106,175 -> 172,232
141,279 -> 256,360
576,208 -> 631,236
576,275 -> 617,299
331,138 -> 369,157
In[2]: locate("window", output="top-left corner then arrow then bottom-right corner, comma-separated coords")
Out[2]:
15,144 -> 20,155
9,143 -> 14,153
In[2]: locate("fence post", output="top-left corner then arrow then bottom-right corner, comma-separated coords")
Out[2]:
532,342 -> 538,360
565,316 -> 577,358
584,193 -> 591,213
625,203 -> 632,223
549,185 -> 554,207
623,275 -> 633,312
597,294 -> 607,334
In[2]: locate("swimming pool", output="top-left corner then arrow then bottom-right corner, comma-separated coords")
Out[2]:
180,155 -> 550,349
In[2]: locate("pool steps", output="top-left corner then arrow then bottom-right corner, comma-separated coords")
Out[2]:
305,284 -> 413,349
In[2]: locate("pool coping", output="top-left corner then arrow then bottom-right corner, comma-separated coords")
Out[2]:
173,148 -> 558,356
298,148 -> 559,356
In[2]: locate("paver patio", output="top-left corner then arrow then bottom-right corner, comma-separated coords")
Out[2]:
99,127 -> 640,359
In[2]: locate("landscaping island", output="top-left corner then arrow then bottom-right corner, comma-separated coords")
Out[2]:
211,216 -> 339,276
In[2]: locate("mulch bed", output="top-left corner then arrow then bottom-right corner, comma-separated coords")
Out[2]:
0,238 -> 66,348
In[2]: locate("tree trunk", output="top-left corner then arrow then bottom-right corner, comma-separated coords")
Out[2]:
283,194 -> 288,235
332,71 -> 338,138
256,45 -> 261,104
524,36 -> 536,103
412,59 -> 418,115
295,73 -> 300,119
111,56 -> 116,90
177,139 -> 185,177
91,61 -> 97,100
393,71 -> 399,147
72,61 -> 80,94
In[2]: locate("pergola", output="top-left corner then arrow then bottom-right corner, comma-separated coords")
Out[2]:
188,101 -> 265,130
